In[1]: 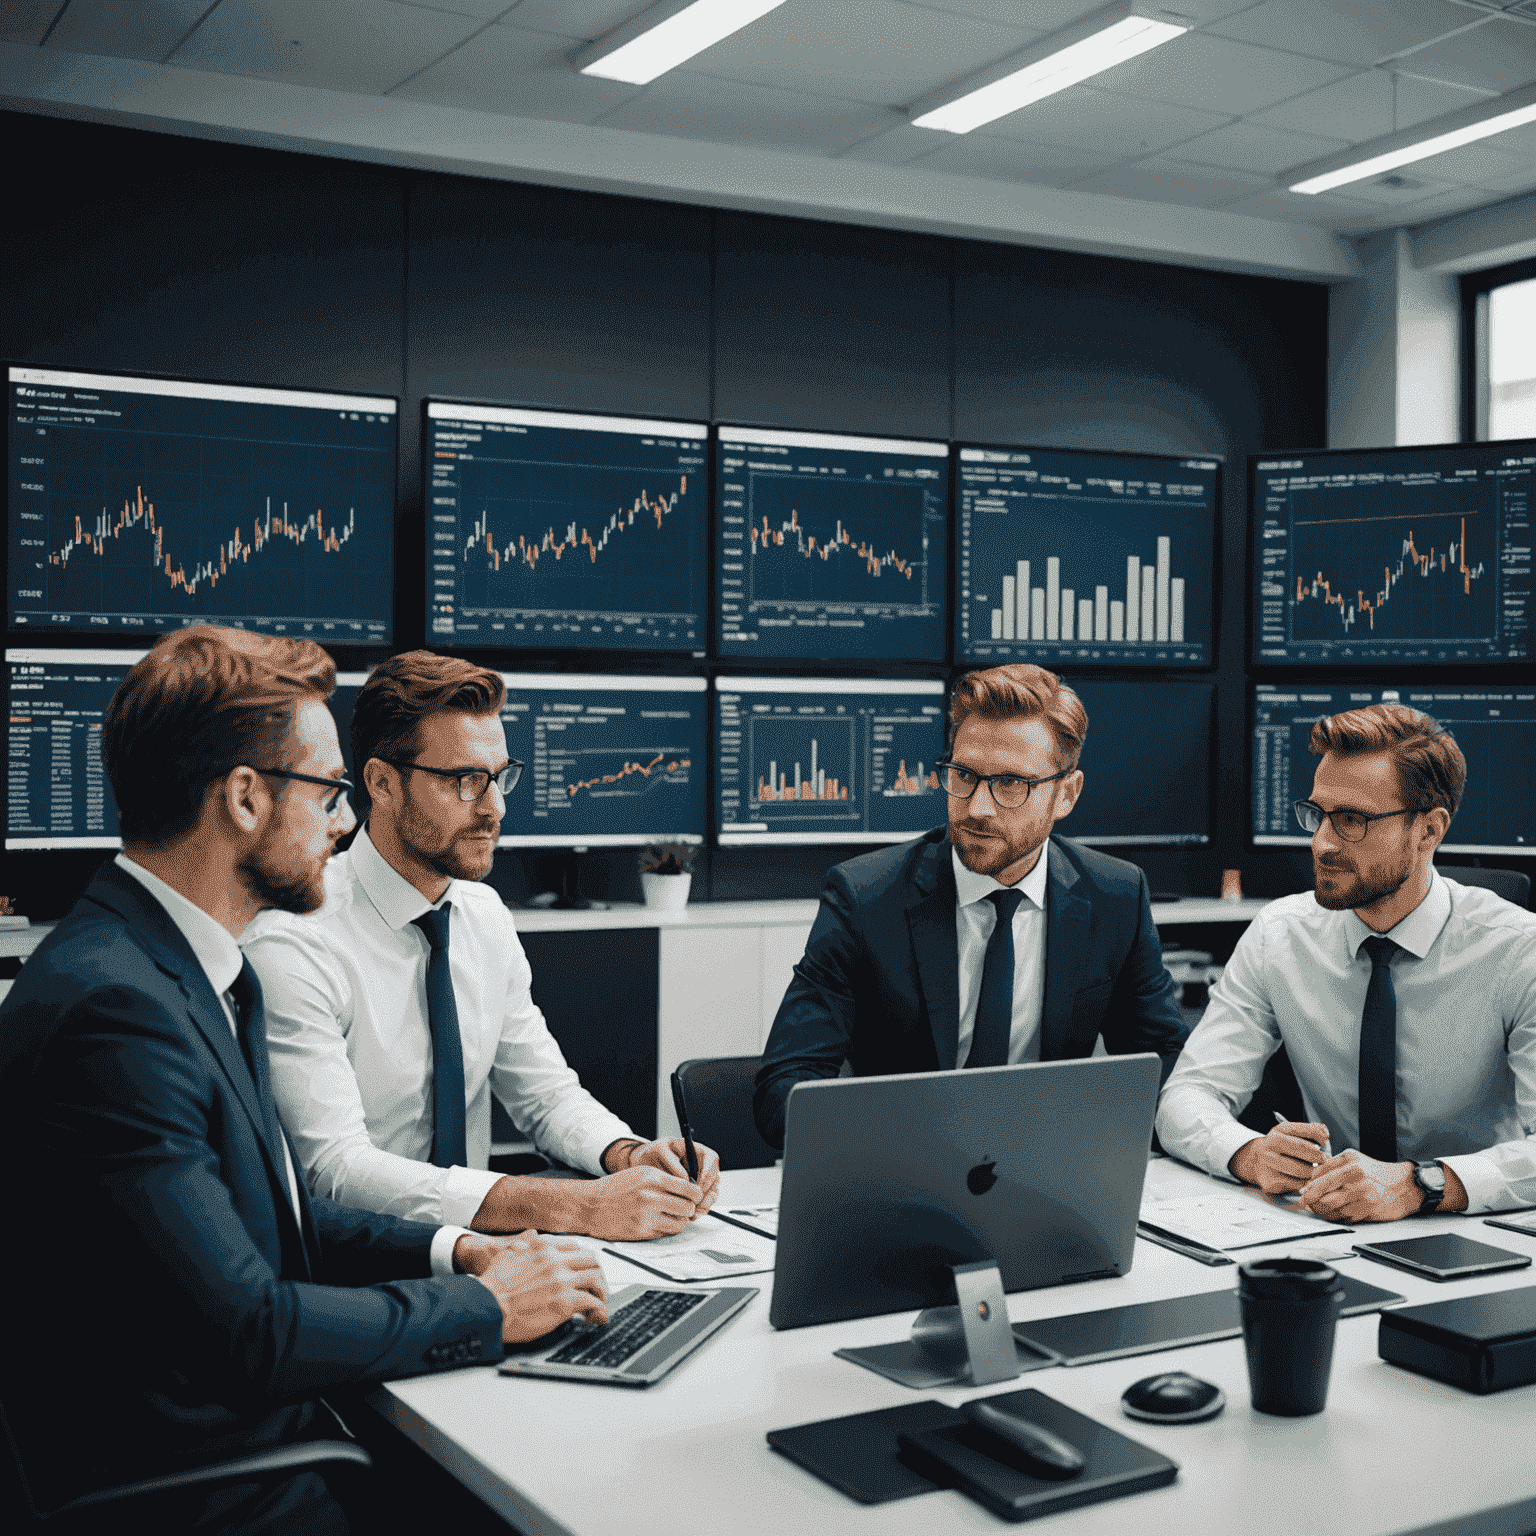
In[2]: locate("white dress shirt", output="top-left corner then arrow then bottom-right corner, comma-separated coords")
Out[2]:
241,826 -> 634,1228
1157,872 -> 1536,1214
953,843 -> 1051,1068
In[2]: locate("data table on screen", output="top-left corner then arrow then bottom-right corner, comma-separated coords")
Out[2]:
426,404 -> 707,651
7,366 -> 395,639
1251,683 -> 1536,856
957,445 -> 1218,668
715,427 -> 948,662
496,674 -> 706,848
716,677 -> 947,846
1252,442 -> 1533,666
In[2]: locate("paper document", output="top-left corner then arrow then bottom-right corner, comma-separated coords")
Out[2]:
711,1202 -> 778,1239
1140,1180 -> 1349,1253
603,1213 -> 775,1283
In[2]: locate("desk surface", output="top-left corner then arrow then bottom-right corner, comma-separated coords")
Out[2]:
373,1160 -> 1536,1536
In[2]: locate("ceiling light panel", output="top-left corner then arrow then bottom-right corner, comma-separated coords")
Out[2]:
575,0 -> 787,85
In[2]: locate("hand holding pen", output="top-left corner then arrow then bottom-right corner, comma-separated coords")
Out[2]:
1228,1112 -> 1332,1197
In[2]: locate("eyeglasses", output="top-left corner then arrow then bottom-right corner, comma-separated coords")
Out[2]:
257,768 -> 353,817
935,759 -> 1071,810
1293,800 -> 1422,843
381,757 -> 524,803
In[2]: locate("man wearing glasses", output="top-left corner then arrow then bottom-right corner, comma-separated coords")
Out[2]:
753,663 -> 1187,1149
1158,703 -> 1536,1221
243,651 -> 718,1243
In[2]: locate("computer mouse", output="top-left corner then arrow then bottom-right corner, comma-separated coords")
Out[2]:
1121,1371 -> 1226,1424
963,1400 -> 1085,1479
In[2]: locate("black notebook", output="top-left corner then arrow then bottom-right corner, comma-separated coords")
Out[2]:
767,1401 -> 966,1504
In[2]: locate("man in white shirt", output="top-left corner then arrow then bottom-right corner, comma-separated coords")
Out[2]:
1158,702 -> 1536,1220
243,651 -> 719,1242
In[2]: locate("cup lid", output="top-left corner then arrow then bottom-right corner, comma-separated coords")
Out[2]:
1238,1257 -> 1344,1299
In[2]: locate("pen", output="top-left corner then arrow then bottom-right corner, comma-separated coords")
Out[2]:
1273,1111 -> 1327,1158
669,1070 -> 700,1183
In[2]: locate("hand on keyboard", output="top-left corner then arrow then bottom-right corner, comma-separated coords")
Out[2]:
473,1231 -> 610,1343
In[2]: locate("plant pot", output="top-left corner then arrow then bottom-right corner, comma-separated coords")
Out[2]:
640,872 -> 692,909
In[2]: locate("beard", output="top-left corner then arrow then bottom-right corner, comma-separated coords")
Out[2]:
1313,846 -> 1414,911
949,815 -> 1047,881
397,796 -> 500,883
239,833 -> 329,916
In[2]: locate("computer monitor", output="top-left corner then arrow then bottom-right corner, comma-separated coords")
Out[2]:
715,676 -> 947,846
425,402 -> 707,651
1067,680 -> 1213,847
1251,440 -> 1534,666
956,444 -> 1219,668
7,365 -> 395,640
1251,682 -> 1536,856
496,673 -> 707,848
6,648 -> 366,851
715,426 -> 948,662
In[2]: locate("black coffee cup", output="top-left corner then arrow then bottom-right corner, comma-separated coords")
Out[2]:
1237,1257 -> 1345,1416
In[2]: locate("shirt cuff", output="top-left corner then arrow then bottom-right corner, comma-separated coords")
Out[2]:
430,1224 -> 475,1278
1204,1120 -> 1266,1182
437,1164 -> 505,1228
1437,1151 -> 1503,1215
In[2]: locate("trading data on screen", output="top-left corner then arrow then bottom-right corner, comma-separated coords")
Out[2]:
1066,680 -> 1213,846
427,403 -> 708,651
1252,442 -> 1533,665
957,445 -> 1218,668
716,677 -> 947,846
716,427 -> 948,661
497,674 -> 707,847
8,366 -> 395,639
1252,683 -> 1536,855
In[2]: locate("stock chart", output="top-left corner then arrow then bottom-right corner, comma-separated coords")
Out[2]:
1252,442 -> 1532,665
716,677 -> 946,845
957,446 -> 1218,667
427,404 -> 708,651
716,427 -> 948,661
7,366 -> 395,638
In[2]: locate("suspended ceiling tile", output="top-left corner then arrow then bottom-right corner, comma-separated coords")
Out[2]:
1219,186 -> 1381,223
1412,139 -> 1536,193
1249,66 -> 1493,140
901,0 -> 1262,23
1066,156 -> 1273,207
1405,19 -> 1536,94
1203,0 -> 1474,68
1337,171 -> 1460,207
981,86 -> 1232,158
391,22 -> 643,122
43,0 -> 213,61
1170,119 -> 1350,174
394,0 -> 510,18
508,1 -> 652,35
169,0 -> 485,94
0,0 -> 65,46
834,123 -> 952,166
1387,184 -> 1525,222
907,133 -> 1114,185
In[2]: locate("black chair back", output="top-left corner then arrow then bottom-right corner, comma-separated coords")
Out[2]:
675,1056 -> 778,1171
1438,866 -> 1532,911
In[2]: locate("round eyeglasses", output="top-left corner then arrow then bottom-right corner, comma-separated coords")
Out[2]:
381,757 -> 524,803
935,759 -> 1071,810
1293,800 -> 1422,843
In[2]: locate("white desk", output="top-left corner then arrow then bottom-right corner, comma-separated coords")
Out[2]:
372,1160 -> 1536,1536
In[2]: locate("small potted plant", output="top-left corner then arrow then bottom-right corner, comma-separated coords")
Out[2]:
638,841 -> 697,909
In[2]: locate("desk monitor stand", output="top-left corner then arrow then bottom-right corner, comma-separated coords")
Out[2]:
546,849 -> 607,911
836,1262 -> 1054,1390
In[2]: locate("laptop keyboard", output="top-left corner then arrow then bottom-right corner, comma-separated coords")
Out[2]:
547,1289 -> 708,1370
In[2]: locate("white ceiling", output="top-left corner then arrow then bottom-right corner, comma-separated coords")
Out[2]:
3,0 -> 1534,281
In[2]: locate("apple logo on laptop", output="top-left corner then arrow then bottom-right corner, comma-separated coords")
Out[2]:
967,1158 -> 998,1196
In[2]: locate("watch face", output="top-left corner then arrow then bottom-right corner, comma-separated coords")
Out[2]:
1415,1163 -> 1446,1195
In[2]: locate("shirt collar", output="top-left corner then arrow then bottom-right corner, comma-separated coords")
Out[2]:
114,852 -> 245,996
350,823 -> 453,932
951,839 -> 1052,913
1342,866 -> 1453,961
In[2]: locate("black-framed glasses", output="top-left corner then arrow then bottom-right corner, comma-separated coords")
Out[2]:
1293,800 -> 1423,843
381,757 -> 524,803
257,768 -> 353,817
935,759 -> 1071,810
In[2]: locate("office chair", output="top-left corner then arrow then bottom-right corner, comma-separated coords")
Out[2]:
674,1055 -> 779,1171
1437,865 -> 1532,911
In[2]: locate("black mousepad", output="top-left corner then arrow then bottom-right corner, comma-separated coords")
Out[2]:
766,1400 -> 965,1503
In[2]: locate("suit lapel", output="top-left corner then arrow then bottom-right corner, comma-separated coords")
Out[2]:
1041,840 -> 1091,1060
907,837 -> 962,1071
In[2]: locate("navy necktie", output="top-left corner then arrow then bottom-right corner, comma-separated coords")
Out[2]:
1357,935 -> 1400,1163
228,960 -> 289,1173
414,904 -> 468,1169
968,888 -> 1025,1069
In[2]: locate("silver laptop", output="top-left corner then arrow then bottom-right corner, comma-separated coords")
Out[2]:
769,1054 -> 1162,1330
498,1282 -> 757,1387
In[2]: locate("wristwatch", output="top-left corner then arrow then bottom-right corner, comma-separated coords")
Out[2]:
1412,1160 -> 1446,1214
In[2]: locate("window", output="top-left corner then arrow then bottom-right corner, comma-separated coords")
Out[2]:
1464,259 -> 1536,442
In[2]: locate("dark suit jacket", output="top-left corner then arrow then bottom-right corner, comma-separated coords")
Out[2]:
0,862 -> 503,1511
753,828 -> 1187,1148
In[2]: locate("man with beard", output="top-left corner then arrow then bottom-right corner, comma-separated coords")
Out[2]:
1157,703 -> 1536,1221
752,663 -> 1187,1149
242,651 -> 718,1241
0,627 -> 609,1532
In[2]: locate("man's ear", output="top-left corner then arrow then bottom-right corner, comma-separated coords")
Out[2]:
1051,768 -> 1084,824
362,755 -> 396,808
1417,805 -> 1451,858
217,766 -> 269,836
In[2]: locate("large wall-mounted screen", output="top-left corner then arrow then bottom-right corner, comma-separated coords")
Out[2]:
1251,441 -> 1533,666
426,403 -> 707,651
7,366 -> 395,640
715,426 -> 948,662
957,444 -> 1218,668
496,673 -> 707,848
1251,682 -> 1535,856
716,677 -> 947,846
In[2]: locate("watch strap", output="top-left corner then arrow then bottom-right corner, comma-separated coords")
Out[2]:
1412,1159 -> 1445,1212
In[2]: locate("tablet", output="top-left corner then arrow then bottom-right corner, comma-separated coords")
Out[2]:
1351,1233 -> 1532,1282
1483,1211 -> 1536,1240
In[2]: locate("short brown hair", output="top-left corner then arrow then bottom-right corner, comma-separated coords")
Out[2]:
948,664 -> 1088,770
351,651 -> 506,790
1308,703 -> 1466,820
103,626 -> 336,845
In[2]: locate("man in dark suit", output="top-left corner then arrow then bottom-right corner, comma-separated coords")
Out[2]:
0,627 -> 607,1534
754,663 -> 1186,1149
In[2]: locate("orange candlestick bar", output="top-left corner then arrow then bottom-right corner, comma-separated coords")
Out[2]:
564,753 -> 690,799
748,508 -> 915,581
468,477 -> 687,574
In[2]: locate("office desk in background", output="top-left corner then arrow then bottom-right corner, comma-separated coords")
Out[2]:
371,1159 -> 1536,1536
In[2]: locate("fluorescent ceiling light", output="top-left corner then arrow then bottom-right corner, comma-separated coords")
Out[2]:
575,0 -> 786,86
1287,82 -> 1536,195
909,2 -> 1188,135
